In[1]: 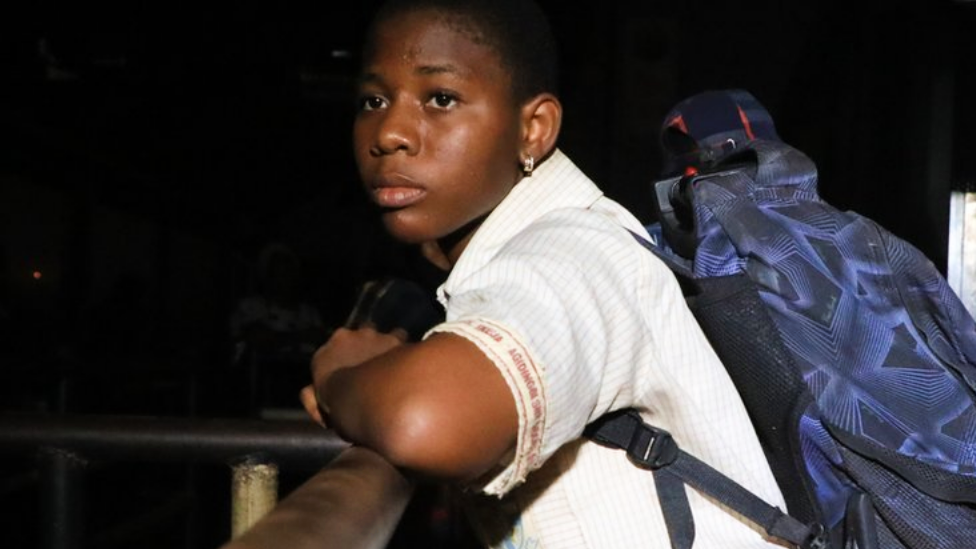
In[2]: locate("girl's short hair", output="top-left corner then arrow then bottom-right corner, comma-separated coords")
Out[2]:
368,0 -> 559,103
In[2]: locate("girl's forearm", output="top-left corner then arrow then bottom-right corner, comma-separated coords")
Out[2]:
322,334 -> 518,482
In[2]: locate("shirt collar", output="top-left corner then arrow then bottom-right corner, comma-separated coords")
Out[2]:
440,149 -> 604,298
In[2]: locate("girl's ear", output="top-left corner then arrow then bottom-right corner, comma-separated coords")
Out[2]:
520,93 -> 562,164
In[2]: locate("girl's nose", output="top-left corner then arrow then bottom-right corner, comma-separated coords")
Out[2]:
373,104 -> 418,156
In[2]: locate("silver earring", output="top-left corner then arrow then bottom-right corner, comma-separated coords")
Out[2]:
522,155 -> 535,176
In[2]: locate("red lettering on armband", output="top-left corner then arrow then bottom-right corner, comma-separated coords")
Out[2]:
509,348 -> 540,399
527,419 -> 544,467
474,323 -> 504,342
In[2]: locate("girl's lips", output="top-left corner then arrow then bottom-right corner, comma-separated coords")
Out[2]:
372,185 -> 426,208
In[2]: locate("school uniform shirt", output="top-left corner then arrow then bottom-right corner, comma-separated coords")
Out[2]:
426,149 -> 788,548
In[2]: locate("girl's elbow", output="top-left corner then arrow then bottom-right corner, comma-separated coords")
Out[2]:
370,403 -> 495,481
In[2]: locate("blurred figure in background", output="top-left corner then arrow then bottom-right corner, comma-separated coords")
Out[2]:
230,242 -> 329,412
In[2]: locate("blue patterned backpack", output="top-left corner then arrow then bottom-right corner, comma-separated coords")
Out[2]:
585,91 -> 976,549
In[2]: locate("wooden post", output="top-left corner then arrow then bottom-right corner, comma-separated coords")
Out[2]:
230,460 -> 279,539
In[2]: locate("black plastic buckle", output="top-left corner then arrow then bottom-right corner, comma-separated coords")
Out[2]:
801,523 -> 828,549
626,423 -> 679,470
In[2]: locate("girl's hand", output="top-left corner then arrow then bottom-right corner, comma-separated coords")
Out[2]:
300,384 -> 326,426
302,327 -> 407,427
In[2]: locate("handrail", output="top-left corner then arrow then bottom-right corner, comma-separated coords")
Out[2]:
0,412 -> 347,469
221,446 -> 415,549
0,412 -> 391,548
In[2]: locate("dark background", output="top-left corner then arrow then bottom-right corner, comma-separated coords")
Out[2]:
1,0 -> 975,546
2,0 -> 975,383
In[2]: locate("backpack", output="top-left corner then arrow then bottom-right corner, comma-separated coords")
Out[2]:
585,139 -> 976,549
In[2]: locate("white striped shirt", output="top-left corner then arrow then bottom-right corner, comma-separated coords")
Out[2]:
427,149 -> 787,548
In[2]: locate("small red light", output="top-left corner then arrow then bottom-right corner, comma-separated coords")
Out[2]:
32,271 -> 43,280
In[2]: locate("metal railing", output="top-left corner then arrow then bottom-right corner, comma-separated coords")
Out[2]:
0,412 -> 348,549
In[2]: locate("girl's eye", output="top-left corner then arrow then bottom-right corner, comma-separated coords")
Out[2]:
428,92 -> 458,109
360,96 -> 387,111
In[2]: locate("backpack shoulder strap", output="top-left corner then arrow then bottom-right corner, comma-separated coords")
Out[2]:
585,410 -> 827,549
614,231 -> 827,548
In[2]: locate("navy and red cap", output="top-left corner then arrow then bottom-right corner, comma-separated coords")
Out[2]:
660,89 -> 781,177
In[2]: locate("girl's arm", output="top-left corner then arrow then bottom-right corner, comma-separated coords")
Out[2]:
308,328 -> 518,483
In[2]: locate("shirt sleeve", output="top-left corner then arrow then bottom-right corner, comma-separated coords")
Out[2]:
427,211 -> 654,495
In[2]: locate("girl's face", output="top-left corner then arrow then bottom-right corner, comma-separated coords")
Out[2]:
353,9 -> 524,263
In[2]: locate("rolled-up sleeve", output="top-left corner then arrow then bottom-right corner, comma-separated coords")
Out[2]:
427,212 -> 650,495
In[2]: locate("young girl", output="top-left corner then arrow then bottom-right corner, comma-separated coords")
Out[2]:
302,0 -> 788,546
